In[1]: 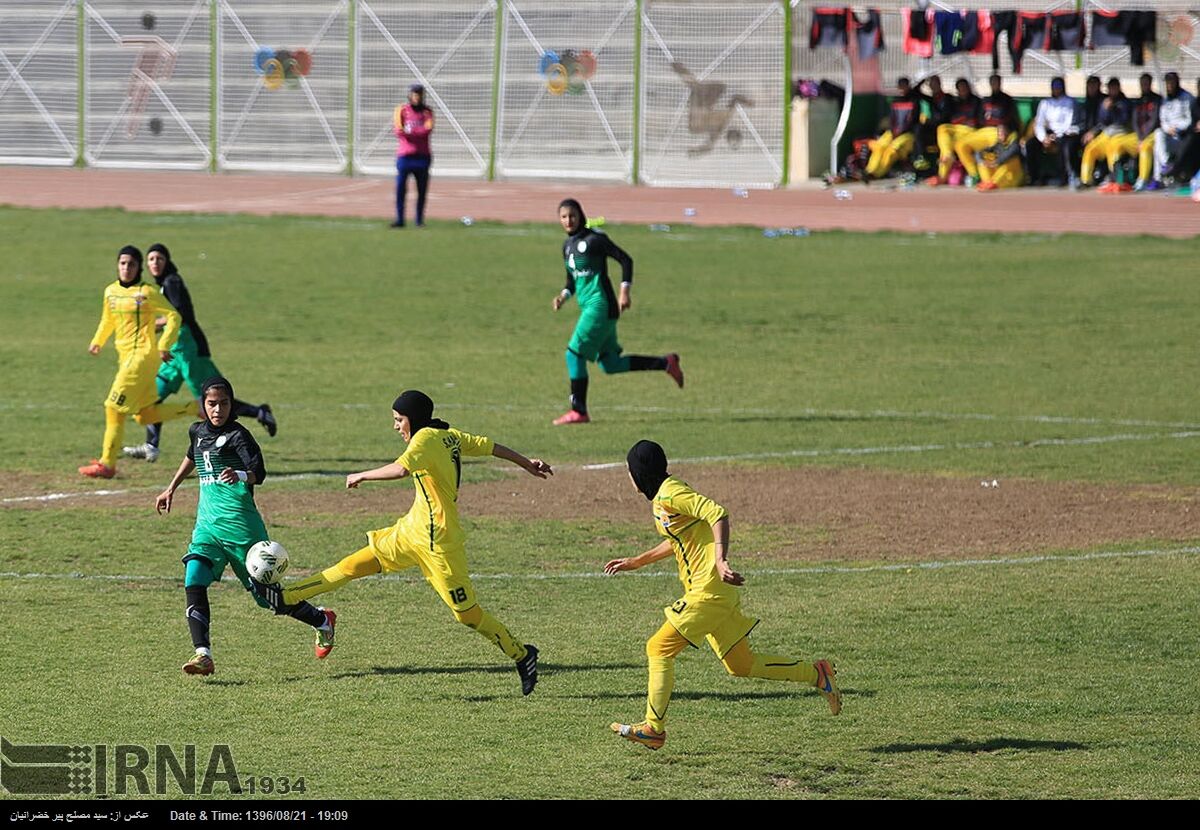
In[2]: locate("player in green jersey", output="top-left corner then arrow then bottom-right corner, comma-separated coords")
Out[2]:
551,199 -> 684,425
155,377 -> 330,676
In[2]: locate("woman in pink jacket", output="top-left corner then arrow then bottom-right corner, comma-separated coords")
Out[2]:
392,84 -> 434,228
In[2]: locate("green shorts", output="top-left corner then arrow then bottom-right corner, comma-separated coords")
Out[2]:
157,327 -> 222,401
183,525 -> 267,591
568,316 -> 622,363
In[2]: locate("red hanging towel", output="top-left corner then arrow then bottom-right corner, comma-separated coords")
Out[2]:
903,7 -> 934,58
969,10 -> 995,55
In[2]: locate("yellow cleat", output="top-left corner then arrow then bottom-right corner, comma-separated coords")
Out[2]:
814,659 -> 842,715
182,653 -> 214,676
610,721 -> 665,751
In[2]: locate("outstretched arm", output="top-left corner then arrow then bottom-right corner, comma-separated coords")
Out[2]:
156,456 -> 196,514
605,538 -> 674,574
492,443 -> 553,478
346,462 -> 410,489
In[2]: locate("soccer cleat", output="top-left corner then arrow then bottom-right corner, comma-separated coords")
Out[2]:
813,659 -> 842,715
665,353 -> 684,389
1117,182 -> 1133,193
315,609 -> 337,659
964,175 -> 979,188
256,404 -> 278,437
123,442 -> 160,463
552,410 -> 590,426
1143,180 -> 1164,192
78,460 -> 116,479
610,721 -> 665,750
924,175 -> 942,187
1133,179 -> 1147,192
976,181 -> 998,192
516,644 -> 539,695
183,653 -> 215,676
1097,181 -> 1120,194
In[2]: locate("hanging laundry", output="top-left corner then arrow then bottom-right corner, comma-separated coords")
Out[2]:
966,11 -> 995,56
934,10 -> 965,56
990,10 -> 1022,74
1049,10 -> 1084,52
811,7 -> 849,49
1089,10 -> 1157,66
903,7 -> 934,58
1018,12 -> 1049,53
851,9 -> 885,61
1127,11 -> 1157,66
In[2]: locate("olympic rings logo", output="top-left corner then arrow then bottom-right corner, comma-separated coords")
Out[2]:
254,47 -> 313,91
538,49 -> 596,96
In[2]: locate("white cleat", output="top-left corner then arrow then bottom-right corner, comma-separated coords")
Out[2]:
122,443 -> 160,463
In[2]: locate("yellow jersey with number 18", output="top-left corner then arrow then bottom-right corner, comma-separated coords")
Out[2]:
651,476 -> 735,599
394,427 -> 494,552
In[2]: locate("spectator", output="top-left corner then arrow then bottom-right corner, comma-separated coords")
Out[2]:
976,124 -> 1024,191
913,75 -> 952,174
392,83 -> 434,228
1154,72 -> 1196,187
864,77 -> 922,179
1132,73 -> 1161,191
955,74 -> 1019,187
1080,75 -> 1105,136
1080,77 -> 1135,192
1030,76 -> 1082,188
927,77 -> 981,186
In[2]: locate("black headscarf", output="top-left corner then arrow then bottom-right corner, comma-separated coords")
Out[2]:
409,83 -> 427,112
627,440 -> 669,501
392,390 -> 449,433
146,242 -> 179,286
117,245 -> 143,284
200,376 -> 237,427
558,198 -> 586,235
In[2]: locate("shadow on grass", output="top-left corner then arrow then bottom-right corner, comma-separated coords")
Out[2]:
329,661 -> 641,680
870,737 -> 1088,754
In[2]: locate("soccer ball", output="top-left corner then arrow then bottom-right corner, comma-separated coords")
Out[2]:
246,540 -> 290,584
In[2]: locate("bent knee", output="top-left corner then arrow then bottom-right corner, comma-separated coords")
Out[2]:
721,653 -> 753,677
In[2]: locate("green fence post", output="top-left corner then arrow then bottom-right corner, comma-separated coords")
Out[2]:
632,0 -> 642,184
210,0 -> 218,172
487,0 -> 503,181
781,0 -> 790,186
346,0 -> 356,176
76,0 -> 85,167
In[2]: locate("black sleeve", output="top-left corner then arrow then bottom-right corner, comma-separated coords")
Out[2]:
231,426 -> 267,485
162,275 -> 200,332
604,236 -> 634,284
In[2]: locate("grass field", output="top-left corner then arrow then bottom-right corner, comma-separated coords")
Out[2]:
1,205 -> 1198,799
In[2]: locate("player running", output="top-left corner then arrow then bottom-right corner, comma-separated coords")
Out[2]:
155,377 -> 330,677
606,440 -> 841,750
551,199 -> 683,425
254,390 -> 549,695
80,245 -> 198,478
123,243 -> 277,463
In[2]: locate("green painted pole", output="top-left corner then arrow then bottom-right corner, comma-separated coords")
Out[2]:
632,0 -> 642,184
346,0 -> 356,176
76,0 -> 85,166
487,0 -> 503,181
210,0 -> 218,171
780,0 -> 790,186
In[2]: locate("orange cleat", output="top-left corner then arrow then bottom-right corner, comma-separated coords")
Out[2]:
183,653 -> 215,676
78,460 -> 116,479
610,721 -> 666,750
315,609 -> 337,659
553,410 -> 591,426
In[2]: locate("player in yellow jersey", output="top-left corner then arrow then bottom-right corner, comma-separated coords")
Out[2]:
605,440 -> 841,750
254,390 -> 552,695
80,246 -> 199,478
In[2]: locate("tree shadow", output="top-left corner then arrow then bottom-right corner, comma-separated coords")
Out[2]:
870,737 -> 1088,754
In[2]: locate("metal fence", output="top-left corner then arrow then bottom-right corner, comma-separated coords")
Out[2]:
3,1 -> 1198,184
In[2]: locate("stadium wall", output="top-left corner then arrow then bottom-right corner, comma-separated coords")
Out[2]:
2,1 -> 1198,185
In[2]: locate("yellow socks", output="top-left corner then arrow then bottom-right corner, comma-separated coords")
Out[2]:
100,406 -> 125,468
456,606 -> 526,661
645,656 -> 674,733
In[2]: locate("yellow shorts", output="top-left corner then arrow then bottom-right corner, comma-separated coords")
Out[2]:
664,591 -> 759,659
105,352 -> 159,415
366,524 -> 477,614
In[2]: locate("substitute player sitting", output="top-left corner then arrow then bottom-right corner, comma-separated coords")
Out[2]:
155,377 -> 331,677
551,199 -> 683,425
80,246 -> 198,478
255,390 -> 548,695
606,440 -> 841,751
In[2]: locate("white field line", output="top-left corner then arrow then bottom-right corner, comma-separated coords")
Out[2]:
5,430 -> 1199,506
5,401 -> 1199,431
1,545 -> 1197,585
